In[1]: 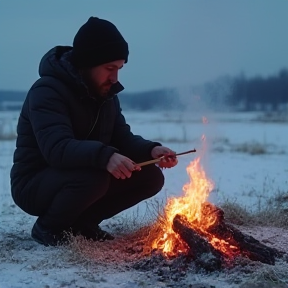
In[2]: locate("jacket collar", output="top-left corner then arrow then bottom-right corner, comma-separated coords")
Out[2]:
109,81 -> 124,96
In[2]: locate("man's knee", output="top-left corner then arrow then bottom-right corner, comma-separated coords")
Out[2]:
141,165 -> 165,197
71,169 -> 111,198
19,168 -> 111,216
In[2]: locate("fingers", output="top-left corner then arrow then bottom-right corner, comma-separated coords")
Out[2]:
113,169 -> 128,180
110,164 -> 131,179
133,164 -> 141,171
110,156 -> 141,180
159,150 -> 176,159
159,155 -> 178,168
120,162 -> 133,178
159,151 -> 177,164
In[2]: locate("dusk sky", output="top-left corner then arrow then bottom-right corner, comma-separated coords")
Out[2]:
0,0 -> 287,93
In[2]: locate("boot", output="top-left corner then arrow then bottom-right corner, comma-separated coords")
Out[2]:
31,222 -> 69,246
73,223 -> 114,241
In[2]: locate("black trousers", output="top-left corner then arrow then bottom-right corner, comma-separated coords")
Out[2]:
15,165 -> 164,231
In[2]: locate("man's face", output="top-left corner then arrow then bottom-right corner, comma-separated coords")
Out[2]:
82,60 -> 125,97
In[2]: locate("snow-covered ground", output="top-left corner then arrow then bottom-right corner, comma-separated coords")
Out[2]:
0,110 -> 288,287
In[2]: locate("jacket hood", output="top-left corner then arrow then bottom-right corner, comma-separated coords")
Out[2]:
38,46 -> 124,97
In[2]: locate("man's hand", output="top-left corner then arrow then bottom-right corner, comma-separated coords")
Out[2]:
106,153 -> 141,179
151,146 -> 178,169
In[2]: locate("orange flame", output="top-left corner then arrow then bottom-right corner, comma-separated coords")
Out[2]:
152,129 -> 240,259
152,156 -> 214,256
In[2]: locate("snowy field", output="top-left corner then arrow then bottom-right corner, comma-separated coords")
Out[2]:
0,110 -> 288,287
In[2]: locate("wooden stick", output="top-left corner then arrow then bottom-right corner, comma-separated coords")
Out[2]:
174,149 -> 196,156
137,158 -> 163,167
137,149 -> 196,167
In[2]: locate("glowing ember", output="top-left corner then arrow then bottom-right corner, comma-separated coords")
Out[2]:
152,156 -> 214,256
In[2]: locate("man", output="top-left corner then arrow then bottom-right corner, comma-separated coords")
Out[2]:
10,17 -> 178,246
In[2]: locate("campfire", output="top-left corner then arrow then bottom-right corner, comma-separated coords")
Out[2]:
152,157 -> 214,256
147,138 -> 283,270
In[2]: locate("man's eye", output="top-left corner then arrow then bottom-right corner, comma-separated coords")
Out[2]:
107,67 -> 114,71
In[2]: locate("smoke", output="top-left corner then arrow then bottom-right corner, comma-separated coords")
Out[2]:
174,75 -> 234,115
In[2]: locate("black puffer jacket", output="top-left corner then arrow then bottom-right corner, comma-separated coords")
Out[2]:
10,46 -> 160,193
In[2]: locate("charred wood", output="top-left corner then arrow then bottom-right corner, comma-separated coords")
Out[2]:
172,203 -> 284,266
202,203 -> 283,265
172,214 -> 223,271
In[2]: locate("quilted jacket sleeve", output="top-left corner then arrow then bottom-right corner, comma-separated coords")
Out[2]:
27,86 -> 117,169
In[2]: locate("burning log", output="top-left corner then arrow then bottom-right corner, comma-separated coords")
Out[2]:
172,214 -> 223,271
152,154 -> 285,270
172,203 -> 283,267
202,203 -> 282,265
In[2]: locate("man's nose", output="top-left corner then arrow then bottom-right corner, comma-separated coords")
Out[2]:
109,71 -> 118,84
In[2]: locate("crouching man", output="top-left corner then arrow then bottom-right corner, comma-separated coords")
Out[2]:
10,17 -> 177,246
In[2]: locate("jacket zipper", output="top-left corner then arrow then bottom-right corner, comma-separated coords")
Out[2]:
85,102 -> 104,139
85,97 -> 113,139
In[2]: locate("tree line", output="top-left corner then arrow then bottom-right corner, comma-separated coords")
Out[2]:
119,68 -> 288,112
1,69 -> 287,112
227,69 -> 288,111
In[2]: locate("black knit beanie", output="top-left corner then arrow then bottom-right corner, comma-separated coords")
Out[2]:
71,17 -> 129,69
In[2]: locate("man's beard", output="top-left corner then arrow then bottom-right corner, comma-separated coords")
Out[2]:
81,71 -> 112,98
97,82 -> 112,97
89,80 -> 112,98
